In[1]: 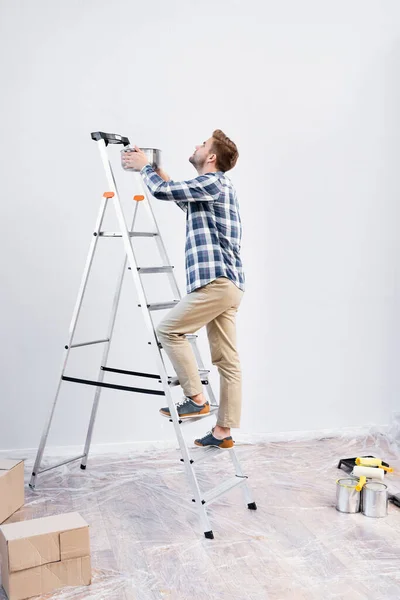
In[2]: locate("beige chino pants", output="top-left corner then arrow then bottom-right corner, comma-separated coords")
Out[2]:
156,277 -> 244,428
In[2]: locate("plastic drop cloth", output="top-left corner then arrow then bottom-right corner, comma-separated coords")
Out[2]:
1,426 -> 400,600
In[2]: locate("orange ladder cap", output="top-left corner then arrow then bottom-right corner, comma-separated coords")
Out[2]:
134,195 -> 145,202
103,192 -> 115,198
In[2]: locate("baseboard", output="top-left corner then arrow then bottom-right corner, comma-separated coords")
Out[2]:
0,423 -> 389,462
238,423 -> 389,444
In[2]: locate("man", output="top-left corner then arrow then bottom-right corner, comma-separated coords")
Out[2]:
122,130 -> 244,449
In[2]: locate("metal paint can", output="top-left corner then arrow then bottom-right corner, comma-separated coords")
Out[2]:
121,147 -> 161,171
362,482 -> 388,518
336,478 -> 361,513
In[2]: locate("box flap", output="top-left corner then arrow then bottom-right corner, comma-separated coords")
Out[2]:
42,555 -> 92,590
0,529 -> 10,596
0,512 -> 88,541
8,556 -> 91,599
0,459 -> 23,473
8,532 -> 61,573
60,527 -> 90,561
0,461 -> 25,525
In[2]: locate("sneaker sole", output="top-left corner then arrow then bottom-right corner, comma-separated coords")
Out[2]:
159,410 -> 211,419
194,440 -> 234,449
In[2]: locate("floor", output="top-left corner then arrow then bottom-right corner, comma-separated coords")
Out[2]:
1,432 -> 400,600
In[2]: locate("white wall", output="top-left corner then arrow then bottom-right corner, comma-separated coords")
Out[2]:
1,0 -> 399,451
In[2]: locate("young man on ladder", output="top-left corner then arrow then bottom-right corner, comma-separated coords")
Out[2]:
122,130 -> 244,450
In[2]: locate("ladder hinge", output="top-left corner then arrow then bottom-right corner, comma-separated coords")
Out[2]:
192,499 -> 206,505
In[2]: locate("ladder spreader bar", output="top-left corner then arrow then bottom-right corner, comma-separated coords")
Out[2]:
62,376 -> 165,396
101,367 -> 160,379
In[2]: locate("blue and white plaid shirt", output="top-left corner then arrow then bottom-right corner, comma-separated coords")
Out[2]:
140,164 -> 245,294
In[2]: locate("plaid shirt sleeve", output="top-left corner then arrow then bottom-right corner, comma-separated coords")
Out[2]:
175,201 -> 188,213
140,165 -> 221,203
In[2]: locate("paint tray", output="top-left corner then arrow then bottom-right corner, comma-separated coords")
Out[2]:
337,455 -> 389,473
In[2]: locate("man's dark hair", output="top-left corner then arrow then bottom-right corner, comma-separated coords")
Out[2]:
211,129 -> 239,172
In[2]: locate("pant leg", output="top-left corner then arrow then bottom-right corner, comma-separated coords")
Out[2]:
156,278 -> 239,397
206,298 -> 243,428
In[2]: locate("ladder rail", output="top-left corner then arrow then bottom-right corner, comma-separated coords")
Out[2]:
229,445 -> 255,506
30,195 -> 110,487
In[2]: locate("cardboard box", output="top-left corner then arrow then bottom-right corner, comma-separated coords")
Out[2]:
0,460 -> 24,525
0,512 -> 91,600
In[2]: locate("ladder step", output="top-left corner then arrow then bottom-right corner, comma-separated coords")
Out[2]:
140,301 -> 180,311
189,446 -> 233,465
165,369 -> 210,387
99,232 -> 158,238
170,405 -> 219,424
200,476 -> 248,506
167,378 -> 208,388
69,338 -> 109,349
139,266 -> 174,274
62,376 -> 165,396
128,266 -> 174,274
129,232 -> 159,237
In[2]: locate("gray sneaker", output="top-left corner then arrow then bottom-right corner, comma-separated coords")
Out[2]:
194,430 -> 234,449
159,397 -> 210,419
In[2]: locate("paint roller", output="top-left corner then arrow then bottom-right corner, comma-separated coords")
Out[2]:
352,465 -> 385,481
355,457 -> 393,473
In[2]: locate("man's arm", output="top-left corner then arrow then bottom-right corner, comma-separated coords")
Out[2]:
141,164 -> 221,203
155,168 -> 187,212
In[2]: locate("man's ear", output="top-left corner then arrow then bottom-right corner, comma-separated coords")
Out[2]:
207,153 -> 217,164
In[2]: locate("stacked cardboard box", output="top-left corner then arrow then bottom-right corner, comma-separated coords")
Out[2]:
0,460 -> 25,525
0,512 -> 91,600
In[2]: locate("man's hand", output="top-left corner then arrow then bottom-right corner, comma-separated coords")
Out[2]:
122,145 -> 149,171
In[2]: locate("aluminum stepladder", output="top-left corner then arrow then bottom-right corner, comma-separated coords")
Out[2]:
29,131 -> 257,539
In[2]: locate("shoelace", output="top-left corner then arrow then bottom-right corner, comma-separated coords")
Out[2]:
176,396 -> 191,409
198,431 -> 213,443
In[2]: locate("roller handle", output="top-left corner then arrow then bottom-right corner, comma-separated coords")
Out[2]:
356,457 -> 381,467
355,476 -> 367,492
355,457 -> 392,472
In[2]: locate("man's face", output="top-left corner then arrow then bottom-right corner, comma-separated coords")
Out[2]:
189,137 -> 215,169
